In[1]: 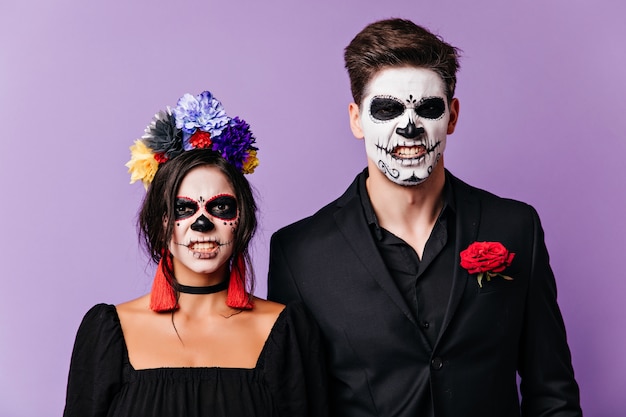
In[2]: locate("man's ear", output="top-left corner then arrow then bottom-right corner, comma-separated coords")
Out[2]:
447,98 -> 460,134
348,102 -> 364,139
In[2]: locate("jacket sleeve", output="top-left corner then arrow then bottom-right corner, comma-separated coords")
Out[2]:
268,231 -> 304,304
63,304 -> 124,417
518,208 -> 582,417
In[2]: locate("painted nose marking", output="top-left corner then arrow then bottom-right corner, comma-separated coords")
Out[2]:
190,214 -> 215,232
395,120 -> 424,138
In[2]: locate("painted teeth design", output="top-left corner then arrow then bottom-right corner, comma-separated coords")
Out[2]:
174,239 -> 232,253
393,146 -> 426,158
375,140 -> 441,161
190,241 -> 218,251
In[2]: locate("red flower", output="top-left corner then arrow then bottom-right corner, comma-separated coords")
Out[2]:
189,131 -> 212,149
460,242 -> 515,287
154,152 -> 169,164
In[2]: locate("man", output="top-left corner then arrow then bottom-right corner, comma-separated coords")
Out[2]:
268,18 -> 582,417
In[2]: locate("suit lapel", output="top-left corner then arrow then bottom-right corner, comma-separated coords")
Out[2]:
331,170 -> 483,341
334,193 -> 418,327
434,174 -> 481,348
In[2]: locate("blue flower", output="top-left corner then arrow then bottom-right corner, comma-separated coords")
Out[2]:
173,91 -> 230,149
129,89 -> 260,191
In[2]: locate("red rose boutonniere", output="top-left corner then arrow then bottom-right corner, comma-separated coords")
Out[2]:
460,242 -> 515,287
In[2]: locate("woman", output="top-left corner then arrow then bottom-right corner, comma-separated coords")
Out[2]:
63,91 -> 328,416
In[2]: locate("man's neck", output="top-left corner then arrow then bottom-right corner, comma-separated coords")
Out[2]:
365,160 -> 446,257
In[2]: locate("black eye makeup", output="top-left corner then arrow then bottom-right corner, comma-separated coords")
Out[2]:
369,96 -> 446,121
370,97 -> 406,121
415,97 -> 446,119
174,194 -> 238,221
174,197 -> 200,220
205,194 -> 238,220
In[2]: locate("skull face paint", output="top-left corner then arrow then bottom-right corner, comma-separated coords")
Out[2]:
358,67 -> 453,186
169,166 -> 238,279
175,195 -> 238,226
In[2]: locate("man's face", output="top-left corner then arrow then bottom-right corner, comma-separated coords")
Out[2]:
168,165 -> 238,279
351,67 -> 458,186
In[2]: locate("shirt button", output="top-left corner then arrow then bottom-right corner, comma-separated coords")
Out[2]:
431,357 -> 443,370
422,321 -> 430,329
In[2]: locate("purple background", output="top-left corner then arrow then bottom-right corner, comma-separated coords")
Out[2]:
1,1 -> 624,415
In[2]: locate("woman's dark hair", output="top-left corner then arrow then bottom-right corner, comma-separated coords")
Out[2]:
138,148 -> 257,297
344,18 -> 461,105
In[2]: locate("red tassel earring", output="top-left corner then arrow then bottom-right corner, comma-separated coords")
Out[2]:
226,253 -> 253,309
150,255 -> 179,312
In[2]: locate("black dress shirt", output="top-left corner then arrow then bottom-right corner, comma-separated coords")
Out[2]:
358,173 -> 456,347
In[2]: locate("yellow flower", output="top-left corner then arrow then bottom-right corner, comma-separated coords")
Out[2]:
242,150 -> 259,174
126,140 -> 159,189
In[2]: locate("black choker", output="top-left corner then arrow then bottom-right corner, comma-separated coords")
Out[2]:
177,280 -> 229,295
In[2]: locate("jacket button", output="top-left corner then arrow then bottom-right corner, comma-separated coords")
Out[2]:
431,357 -> 443,370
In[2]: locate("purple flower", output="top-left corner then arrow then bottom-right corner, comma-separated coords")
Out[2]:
173,91 -> 229,149
211,117 -> 256,170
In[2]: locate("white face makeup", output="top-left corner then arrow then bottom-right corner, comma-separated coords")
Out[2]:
357,67 -> 453,186
168,165 -> 238,279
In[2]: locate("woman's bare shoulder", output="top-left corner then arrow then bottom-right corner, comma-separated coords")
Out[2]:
236,297 -> 284,332
252,297 -> 285,315
115,294 -> 152,318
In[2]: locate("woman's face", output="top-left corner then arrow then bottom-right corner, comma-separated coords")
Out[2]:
168,165 -> 238,281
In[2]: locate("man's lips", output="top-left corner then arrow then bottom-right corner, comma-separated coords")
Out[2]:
391,145 -> 427,159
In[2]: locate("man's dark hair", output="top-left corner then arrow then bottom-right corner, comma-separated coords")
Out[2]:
344,18 -> 461,105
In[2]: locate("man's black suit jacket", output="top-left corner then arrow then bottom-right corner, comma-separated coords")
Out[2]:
268,169 -> 581,417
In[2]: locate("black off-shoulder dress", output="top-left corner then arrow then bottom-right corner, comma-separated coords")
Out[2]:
63,302 -> 328,417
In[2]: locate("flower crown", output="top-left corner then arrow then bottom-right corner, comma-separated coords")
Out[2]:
126,91 -> 259,189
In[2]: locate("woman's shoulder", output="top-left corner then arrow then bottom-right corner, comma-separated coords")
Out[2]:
115,294 -> 151,318
244,298 -> 286,340
72,303 -> 126,358
81,295 -> 153,349
77,303 -> 119,332
256,300 -> 319,344
275,300 -> 313,322
252,298 -> 316,329
252,297 -> 285,316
